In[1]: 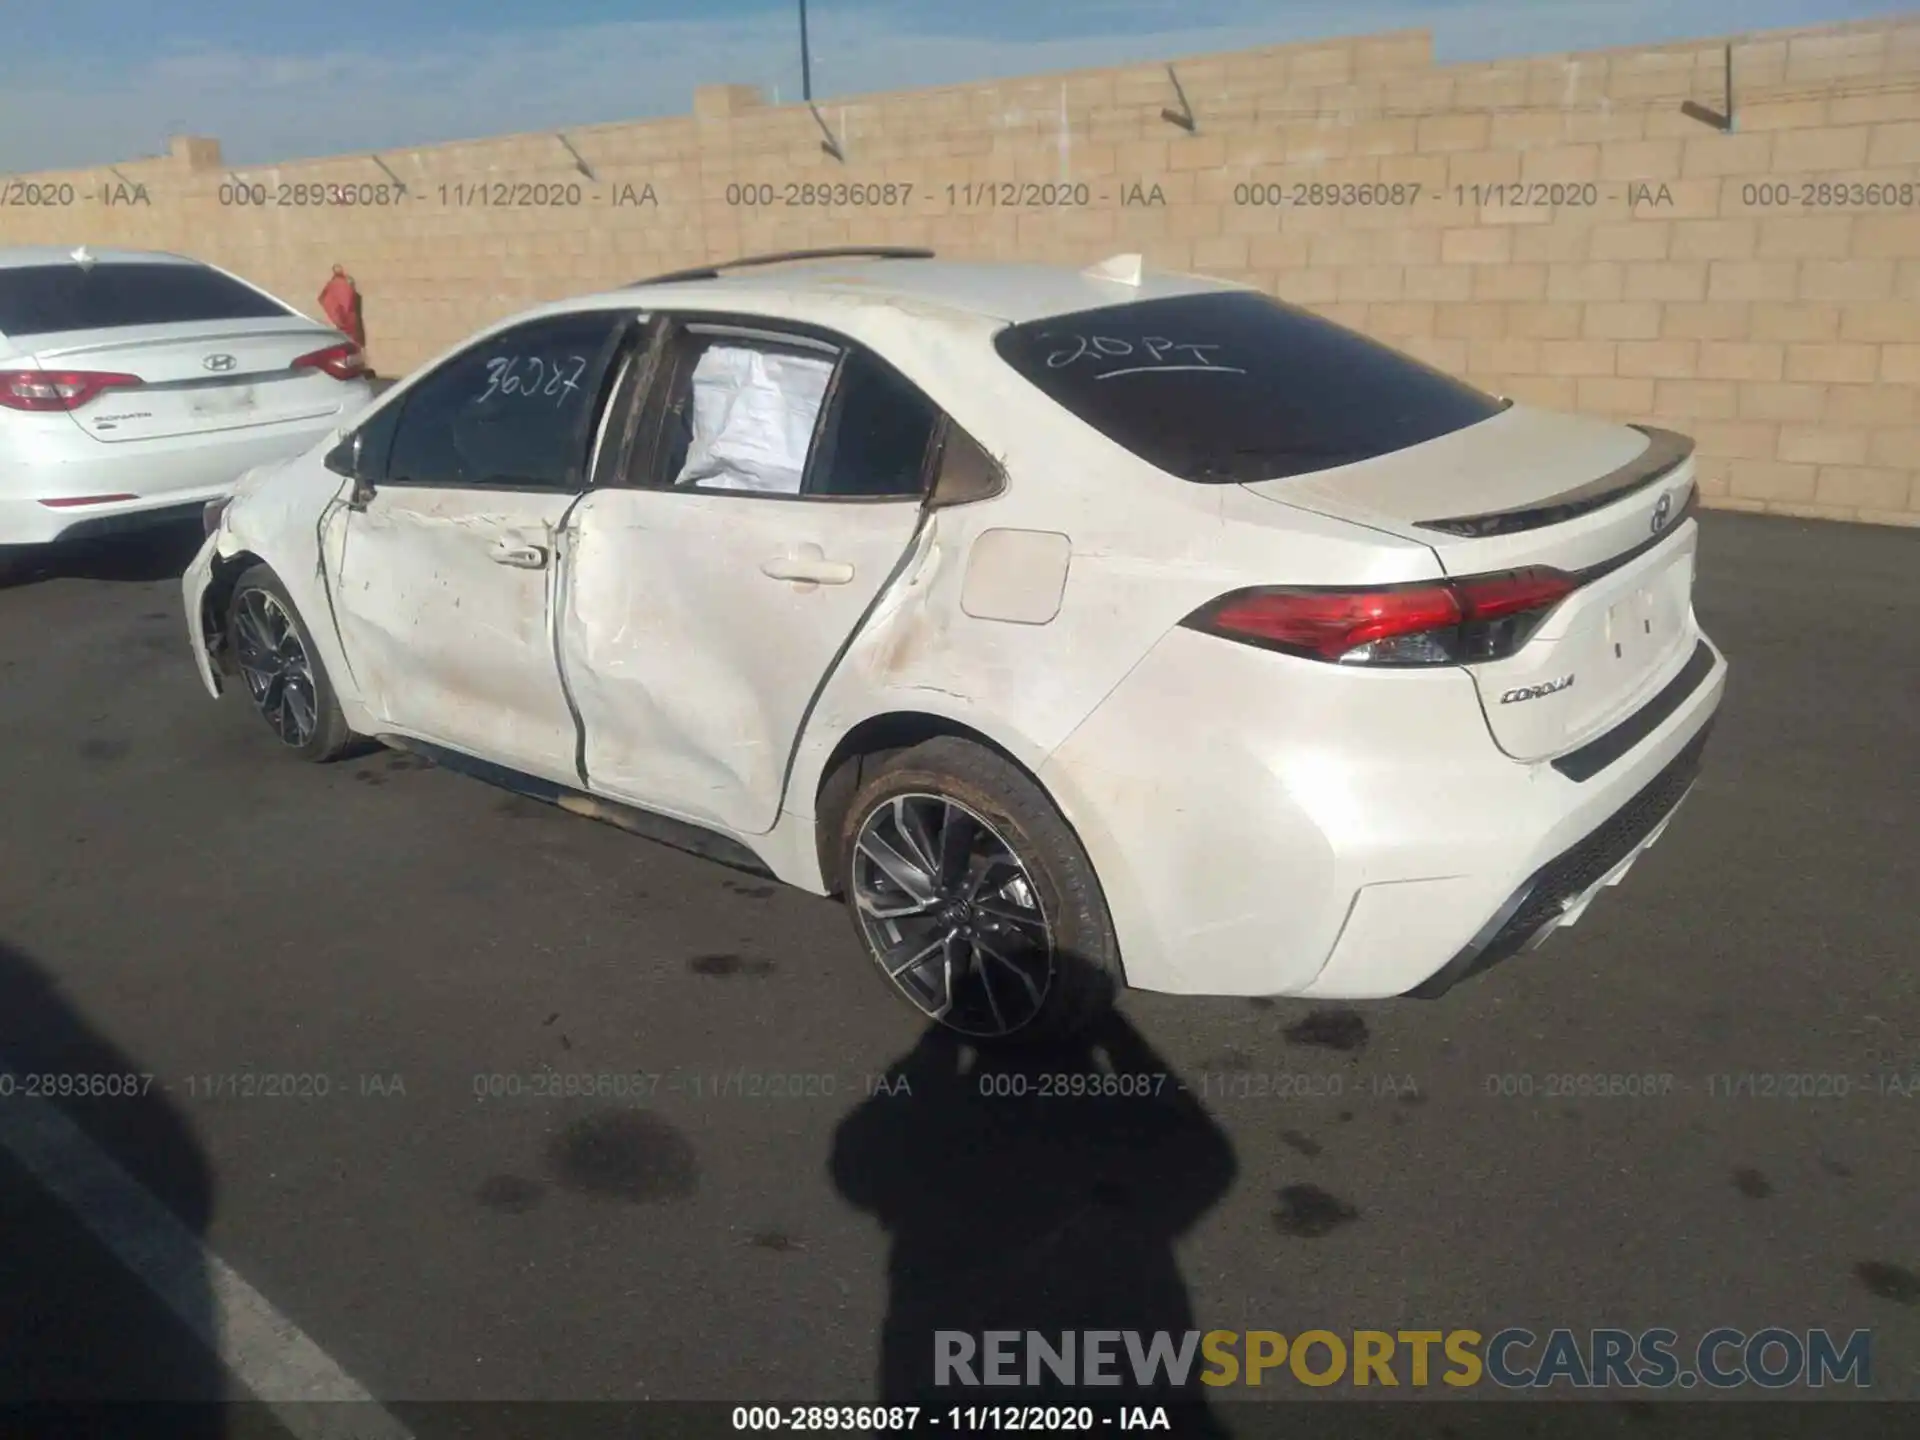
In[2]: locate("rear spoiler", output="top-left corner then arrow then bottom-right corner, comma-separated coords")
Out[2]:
1416,426 -> 1695,538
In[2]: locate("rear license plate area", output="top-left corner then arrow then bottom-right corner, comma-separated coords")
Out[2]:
189,385 -> 257,418
1605,586 -> 1653,663
1603,549 -> 1689,669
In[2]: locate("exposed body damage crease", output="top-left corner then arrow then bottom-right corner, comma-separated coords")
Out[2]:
330,491 -> 579,775
763,506 -> 942,825
313,493 -> 363,694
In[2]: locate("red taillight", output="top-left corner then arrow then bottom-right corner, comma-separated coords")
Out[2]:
1206,586 -> 1464,660
292,342 -> 366,381
0,369 -> 145,412
1452,568 -> 1579,622
1186,567 -> 1578,667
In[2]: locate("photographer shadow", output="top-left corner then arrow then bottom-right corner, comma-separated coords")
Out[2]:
831,967 -> 1238,1435
0,936 -> 226,1433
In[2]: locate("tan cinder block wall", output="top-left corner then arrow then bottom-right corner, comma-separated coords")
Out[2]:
6,18 -> 1920,524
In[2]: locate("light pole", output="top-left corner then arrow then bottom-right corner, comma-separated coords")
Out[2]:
799,0 -> 814,103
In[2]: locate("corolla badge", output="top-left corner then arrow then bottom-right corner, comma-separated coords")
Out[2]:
203,353 -> 237,372
1500,675 -> 1575,704
1650,491 -> 1673,534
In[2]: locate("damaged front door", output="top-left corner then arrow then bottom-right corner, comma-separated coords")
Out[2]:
328,311 -> 632,783
559,324 -> 942,836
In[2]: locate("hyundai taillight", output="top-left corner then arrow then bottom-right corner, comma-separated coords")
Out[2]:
1183,567 -> 1579,666
291,342 -> 367,381
0,369 -> 145,412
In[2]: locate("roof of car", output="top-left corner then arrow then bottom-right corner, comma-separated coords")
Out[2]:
0,246 -> 197,270
604,255 -> 1242,327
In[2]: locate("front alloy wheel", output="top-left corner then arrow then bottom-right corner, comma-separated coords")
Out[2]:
850,793 -> 1057,1039
232,588 -> 319,747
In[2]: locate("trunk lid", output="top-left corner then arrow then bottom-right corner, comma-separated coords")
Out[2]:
29,319 -> 355,443
1240,405 -> 1701,763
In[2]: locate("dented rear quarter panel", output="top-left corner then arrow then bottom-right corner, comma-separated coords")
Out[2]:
780,315 -> 1446,842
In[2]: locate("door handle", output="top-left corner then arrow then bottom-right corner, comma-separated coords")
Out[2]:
761,556 -> 854,585
491,542 -> 549,570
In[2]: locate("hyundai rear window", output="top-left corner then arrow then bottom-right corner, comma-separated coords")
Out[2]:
0,263 -> 293,338
995,290 -> 1508,483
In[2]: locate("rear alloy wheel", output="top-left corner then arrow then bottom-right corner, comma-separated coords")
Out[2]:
839,737 -> 1120,1044
228,564 -> 354,762
852,793 -> 1055,1036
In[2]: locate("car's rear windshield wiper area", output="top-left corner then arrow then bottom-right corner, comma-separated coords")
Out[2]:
995,290 -> 1509,484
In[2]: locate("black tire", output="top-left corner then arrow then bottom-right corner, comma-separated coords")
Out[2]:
227,563 -> 355,762
837,736 -> 1121,1046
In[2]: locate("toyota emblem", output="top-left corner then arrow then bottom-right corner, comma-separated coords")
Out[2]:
1650,491 -> 1673,535
203,353 -> 237,373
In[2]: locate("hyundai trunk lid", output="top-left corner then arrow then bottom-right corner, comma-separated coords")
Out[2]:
29,319 -> 355,443
1240,405 -> 1702,763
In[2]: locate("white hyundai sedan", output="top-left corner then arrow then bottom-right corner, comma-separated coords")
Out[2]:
182,248 -> 1727,1041
0,246 -> 373,575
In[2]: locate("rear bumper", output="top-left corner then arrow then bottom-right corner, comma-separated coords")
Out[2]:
0,486 -> 240,547
1038,623 -> 1728,1000
1406,713 -> 1714,997
12,498 -> 208,544
0,408 -> 354,547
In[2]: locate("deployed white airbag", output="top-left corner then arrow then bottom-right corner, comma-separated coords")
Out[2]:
675,345 -> 834,494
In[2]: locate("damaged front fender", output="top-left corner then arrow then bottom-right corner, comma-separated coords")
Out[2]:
181,530 -> 227,699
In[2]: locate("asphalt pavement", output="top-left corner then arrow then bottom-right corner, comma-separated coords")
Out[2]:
0,510 -> 1914,1431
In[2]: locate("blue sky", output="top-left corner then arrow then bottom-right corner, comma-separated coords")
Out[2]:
0,0 -> 1894,171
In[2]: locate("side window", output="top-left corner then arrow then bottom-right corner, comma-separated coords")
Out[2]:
927,421 -> 1007,508
643,333 -> 837,495
383,311 -> 629,490
808,349 -> 942,500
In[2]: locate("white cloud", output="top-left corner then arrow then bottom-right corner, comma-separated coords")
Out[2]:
0,0 -> 1896,172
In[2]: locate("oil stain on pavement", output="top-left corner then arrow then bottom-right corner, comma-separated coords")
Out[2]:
544,1111 -> 699,1202
1283,1009 -> 1369,1052
1272,1184 -> 1360,1238
475,1174 -> 547,1214
688,953 -> 777,978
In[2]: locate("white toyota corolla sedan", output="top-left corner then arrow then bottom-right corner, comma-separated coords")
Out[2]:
182,247 -> 1727,1041
0,245 -> 373,574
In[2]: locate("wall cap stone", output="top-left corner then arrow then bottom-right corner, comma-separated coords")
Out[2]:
168,136 -> 222,170
695,85 -> 766,121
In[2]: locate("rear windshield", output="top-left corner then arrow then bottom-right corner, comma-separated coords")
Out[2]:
0,263 -> 293,338
995,290 -> 1507,483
